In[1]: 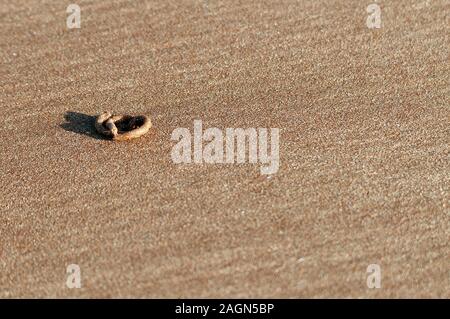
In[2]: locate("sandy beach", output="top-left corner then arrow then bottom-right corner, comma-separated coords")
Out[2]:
0,0 -> 448,298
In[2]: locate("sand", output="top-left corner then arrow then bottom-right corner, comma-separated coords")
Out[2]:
0,0 -> 448,298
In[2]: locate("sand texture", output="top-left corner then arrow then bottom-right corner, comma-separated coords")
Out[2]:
0,0 -> 449,298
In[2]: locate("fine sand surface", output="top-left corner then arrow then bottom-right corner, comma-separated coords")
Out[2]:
1,0 -> 449,298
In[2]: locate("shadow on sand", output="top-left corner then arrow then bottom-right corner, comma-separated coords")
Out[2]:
60,111 -> 106,140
